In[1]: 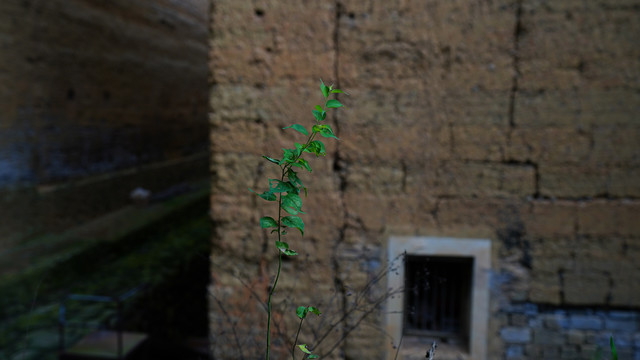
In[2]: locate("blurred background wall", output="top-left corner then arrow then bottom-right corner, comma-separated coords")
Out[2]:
0,1 -> 211,359
0,0 -> 209,245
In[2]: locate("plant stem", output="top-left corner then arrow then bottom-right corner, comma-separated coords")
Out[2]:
265,250 -> 282,360
292,317 -> 304,360
266,166 -> 288,360
265,125 -> 319,360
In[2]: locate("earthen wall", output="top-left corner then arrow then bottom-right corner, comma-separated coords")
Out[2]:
209,1 -> 640,358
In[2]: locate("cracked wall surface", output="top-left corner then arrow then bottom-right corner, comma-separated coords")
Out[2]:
209,0 -> 640,359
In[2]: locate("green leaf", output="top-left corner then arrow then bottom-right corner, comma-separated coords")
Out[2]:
296,306 -> 308,319
282,248 -> 298,256
308,306 -> 321,316
262,155 -> 280,164
282,216 -> 304,235
304,140 -> 326,157
275,241 -> 298,255
249,188 -> 277,201
298,344 -> 313,355
297,158 -> 312,172
280,148 -> 296,165
282,193 -> 304,215
269,179 -> 296,193
320,80 -> 329,98
259,192 -> 277,201
331,88 -> 347,94
308,355 -> 319,359
315,105 -> 323,111
287,168 -> 303,188
313,124 -> 339,140
312,110 -> 327,122
611,336 -> 618,360
326,99 -> 343,108
260,217 -> 278,228
283,124 -> 309,136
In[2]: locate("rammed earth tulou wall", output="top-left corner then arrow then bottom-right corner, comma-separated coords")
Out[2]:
208,1 -> 640,359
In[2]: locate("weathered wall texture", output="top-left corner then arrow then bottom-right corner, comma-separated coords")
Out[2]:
0,0 -> 209,244
209,0 -> 640,359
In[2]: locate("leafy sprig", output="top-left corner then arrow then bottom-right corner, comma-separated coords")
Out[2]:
251,79 -> 345,360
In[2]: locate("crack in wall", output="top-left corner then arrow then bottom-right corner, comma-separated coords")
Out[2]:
506,0 -> 542,200
508,0 -> 523,130
330,1 -> 349,357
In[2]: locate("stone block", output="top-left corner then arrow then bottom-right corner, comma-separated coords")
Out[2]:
529,272 -> 562,305
569,315 -> 604,331
452,124 -> 507,161
437,161 -> 536,197
564,271 -> 610,305
543,314 -> 570,330
610,168 -> 640,198
344,164 -> 405,196
609,311 -> 637,321
443,92 -> 511,126
501,327 -> 532,344
539,165 -> 609,198
436,198 -> 506,233
566,329 -> 585,345
560,345 -> 580,360
605,318 -> 638,332
525,200 -> 577,237
533,328 -> 564,346
343,192 -> 437,232
611,272 -> 640,307
508,127 -> 591,165
580,89 -> 640,127
505,345 -> 524,359
524,344 -> 543,358
578,200 -> 640,236
211,1 -> 334,84
541,346 -> 561,359
591,126 -> 640,167
339,111 -> 448,164
579,344 -> 599,357
514,90 -> 582,128
510,313 -> 528,327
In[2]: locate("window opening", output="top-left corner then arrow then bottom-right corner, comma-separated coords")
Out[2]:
404,255 -> 473,348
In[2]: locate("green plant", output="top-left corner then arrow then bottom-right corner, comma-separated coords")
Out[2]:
250,80 -> 345,360
610,335 -> 618,360
591,336 -> 618,360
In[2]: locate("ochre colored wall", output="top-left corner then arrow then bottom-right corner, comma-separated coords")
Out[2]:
209,1 -> 639,358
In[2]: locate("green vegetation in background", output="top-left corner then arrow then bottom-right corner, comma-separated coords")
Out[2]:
0,184 -> 210,360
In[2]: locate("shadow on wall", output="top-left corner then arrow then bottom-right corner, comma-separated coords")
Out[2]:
0,1 -> 211,359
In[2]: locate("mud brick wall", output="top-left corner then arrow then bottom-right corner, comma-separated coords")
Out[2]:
0,0 -> 209,241
209,1 -> 639,359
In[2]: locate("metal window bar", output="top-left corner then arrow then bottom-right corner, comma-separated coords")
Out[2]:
404,256 -> 472,340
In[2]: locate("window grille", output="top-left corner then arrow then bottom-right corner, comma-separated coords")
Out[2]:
404,255 -> 473,344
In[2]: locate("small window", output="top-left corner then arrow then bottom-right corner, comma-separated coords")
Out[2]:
386,236 -> 490,359
403,255 -> 473,349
